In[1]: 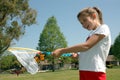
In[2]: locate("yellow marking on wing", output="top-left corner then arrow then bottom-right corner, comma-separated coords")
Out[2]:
8,47 -> 40,53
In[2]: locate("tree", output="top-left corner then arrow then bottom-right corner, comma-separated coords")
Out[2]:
37,16 -> 67,51
0,0 -> 37,56
37,16 -> 67,71
112,33 -> 120,61
0,54 -> 21,71
109,45 -> 114,55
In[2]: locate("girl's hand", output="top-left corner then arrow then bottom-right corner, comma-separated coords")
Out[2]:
52,48 -> 64,57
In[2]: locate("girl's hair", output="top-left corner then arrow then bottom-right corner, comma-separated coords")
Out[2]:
77,7 -> 103,24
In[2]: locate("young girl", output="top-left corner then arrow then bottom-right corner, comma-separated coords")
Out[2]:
52,7 -> 111,80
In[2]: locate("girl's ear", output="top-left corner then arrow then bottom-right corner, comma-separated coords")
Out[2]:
92,13 -> 96,19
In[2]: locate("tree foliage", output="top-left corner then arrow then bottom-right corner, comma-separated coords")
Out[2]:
0,0 -> 37,55
37,16 -> 67,52
112,33 -> 120,60
0,54 -> 21,70
109,45 -> 114,55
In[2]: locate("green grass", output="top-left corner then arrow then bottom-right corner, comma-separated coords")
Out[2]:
107,69 -> 120,80
0,69 -> 120,80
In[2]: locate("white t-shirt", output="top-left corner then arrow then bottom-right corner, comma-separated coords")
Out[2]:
79,24 -> 111,73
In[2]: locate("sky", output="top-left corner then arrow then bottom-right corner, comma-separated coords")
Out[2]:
14,0 -> 120,49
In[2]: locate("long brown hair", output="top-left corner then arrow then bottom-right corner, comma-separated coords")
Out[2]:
77,7 -> 103,24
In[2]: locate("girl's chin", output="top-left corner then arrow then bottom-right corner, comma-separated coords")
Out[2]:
87,29 -> 92,31
87,28 -> 92,30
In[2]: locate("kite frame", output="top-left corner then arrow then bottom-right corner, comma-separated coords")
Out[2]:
8,47 -> 40,53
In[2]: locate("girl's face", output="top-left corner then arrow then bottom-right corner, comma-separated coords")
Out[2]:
79,16 -> 96,30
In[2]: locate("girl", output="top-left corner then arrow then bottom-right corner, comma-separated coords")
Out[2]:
52,7 -> 111,80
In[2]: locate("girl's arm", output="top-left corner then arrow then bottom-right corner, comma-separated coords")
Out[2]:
52,34 -> 105,57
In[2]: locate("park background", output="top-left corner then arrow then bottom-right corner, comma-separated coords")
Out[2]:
0,0 -> 120,80
14,0 -> 120,49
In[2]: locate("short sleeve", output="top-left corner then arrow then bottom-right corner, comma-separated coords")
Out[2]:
94,24 -> 110,37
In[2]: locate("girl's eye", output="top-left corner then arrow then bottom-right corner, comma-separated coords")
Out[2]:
83,19 -> 87,22
80,19 -> 86,25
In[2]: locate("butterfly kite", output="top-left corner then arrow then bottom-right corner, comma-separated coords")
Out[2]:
8,47 -> 72,74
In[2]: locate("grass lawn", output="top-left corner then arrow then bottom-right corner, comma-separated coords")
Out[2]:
0,69 -> 120,80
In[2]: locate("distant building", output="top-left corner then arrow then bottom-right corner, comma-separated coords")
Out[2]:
106,55 -> 119,67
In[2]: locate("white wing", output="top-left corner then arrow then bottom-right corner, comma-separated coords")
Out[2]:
8,47 -> 40,74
